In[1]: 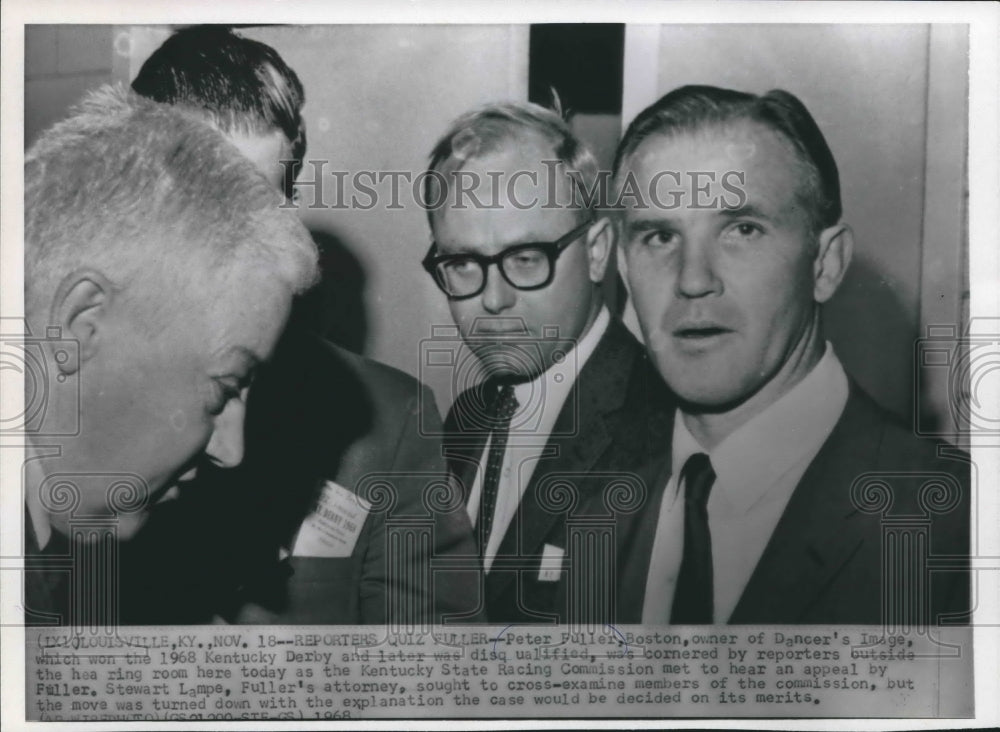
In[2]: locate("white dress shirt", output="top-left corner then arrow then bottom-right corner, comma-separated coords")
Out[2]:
24,442 -> 56,550
642,343 -> 849,623
467,306 -> 611,572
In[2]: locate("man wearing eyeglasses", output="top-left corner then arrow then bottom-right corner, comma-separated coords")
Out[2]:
423,103 -> 675,624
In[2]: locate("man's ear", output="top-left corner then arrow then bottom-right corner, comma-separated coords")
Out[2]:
613,217 -> 634,294
49,269 -> 114,371
585,217 -> 615,283
813,223 -> 854,304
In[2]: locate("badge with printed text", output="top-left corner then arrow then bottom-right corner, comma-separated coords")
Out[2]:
291,480 -> 371,558
538,543 -> 565,581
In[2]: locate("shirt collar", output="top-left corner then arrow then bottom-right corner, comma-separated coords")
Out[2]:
512,305 -> 610,413
672,342 -> 849,513
24,441 -> 54,550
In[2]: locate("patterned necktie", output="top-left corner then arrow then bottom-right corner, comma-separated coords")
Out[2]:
479,383 -> 519,553
670,452 -> 716,624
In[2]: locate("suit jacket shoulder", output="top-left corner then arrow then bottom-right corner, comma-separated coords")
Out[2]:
730,382 -> 971,624
120,329 -> 479,625
309,338 -> 443,481
256,333 -> 478,625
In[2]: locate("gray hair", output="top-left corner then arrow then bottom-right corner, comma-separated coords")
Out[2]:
25,84 -> 318,331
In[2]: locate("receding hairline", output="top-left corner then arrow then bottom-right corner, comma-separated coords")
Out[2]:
616,117 -> 826,232
430,126 -> 597,229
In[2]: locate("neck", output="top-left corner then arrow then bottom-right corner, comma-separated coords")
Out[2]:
578,290 -> 604,340
682,313 -> 826,451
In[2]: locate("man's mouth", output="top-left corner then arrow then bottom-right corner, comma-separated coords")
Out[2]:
478,330 -> 529,339
469,317 -> 530,337
673,323 -> 734,339
176,466 -> 199,483
152,464 -> 201,504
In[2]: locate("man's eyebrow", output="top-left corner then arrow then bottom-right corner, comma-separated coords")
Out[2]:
435,244 -> 480,256
719,203 -> 772,220
625,218 -> 675,236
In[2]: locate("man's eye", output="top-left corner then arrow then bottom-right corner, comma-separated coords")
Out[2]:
640,230 -> 677,248
725,222 -> 763,241
508,250 -> 546,268
445,258 -> 478,274
208,380 -> 244,415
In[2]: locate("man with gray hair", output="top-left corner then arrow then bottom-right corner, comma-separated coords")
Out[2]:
424,102 -> 674,624
22,84 -> 318,625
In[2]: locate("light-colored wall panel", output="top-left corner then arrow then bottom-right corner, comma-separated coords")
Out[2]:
25,25 -> 114,146
242,25 -> 530,412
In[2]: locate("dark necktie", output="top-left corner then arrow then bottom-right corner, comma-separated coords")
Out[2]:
479,383 -> 519,553
670,453 -> 716,624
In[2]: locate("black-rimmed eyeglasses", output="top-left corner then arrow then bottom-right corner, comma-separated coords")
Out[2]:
422,219 -> 593,300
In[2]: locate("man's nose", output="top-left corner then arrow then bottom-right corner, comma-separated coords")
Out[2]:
480,264 -> 517,313
676,238 -> 722,298
205,391 -> 247,468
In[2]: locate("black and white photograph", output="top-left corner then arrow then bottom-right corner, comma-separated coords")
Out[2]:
2,1 -> 997,729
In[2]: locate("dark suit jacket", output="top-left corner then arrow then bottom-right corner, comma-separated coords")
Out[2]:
444,318 -> 675,624
121,328 -> 480,624
617,383 -> 971,625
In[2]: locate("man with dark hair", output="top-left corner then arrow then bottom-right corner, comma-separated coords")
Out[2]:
613,85 -> 969,624
131,24 -> 305,198
123,26 -> 479,625
424,102 -> 675,624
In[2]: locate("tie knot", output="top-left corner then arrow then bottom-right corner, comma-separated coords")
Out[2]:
492,383 -> 519,422
680,452 -> 715,507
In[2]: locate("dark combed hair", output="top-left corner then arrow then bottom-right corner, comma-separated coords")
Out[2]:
614,85 -> 842,232
132,25 -> 306,174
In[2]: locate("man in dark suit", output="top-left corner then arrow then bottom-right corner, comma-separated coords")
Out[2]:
422,103 -> 675,623
613,85 -> 970,625
121,26 -> 479,625
22,84 -> 318,625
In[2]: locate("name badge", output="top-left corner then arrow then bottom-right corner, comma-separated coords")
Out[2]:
291,480 -> 371,558
538,543 -> 564,582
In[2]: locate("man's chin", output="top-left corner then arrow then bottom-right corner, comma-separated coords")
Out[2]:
472,348 -> 545,382
670,379 -> 761,416
79,509 -> 150,542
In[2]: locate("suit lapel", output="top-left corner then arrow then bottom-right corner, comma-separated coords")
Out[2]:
613,399 -> 674,622
487,320 -> 643,602
730,387 -> 885,623
443,381 -> 492,504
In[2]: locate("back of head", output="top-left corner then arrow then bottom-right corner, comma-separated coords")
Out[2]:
25,84 -> 318,333
132,25 -> 306,174
425,100 -> 600,224
614,84 -> 841,233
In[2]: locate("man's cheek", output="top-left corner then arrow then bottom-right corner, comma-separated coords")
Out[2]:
634,289 -> 667,332
451,303 -> 477,332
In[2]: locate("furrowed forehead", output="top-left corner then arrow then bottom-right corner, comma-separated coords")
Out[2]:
617,121 -> 820,221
